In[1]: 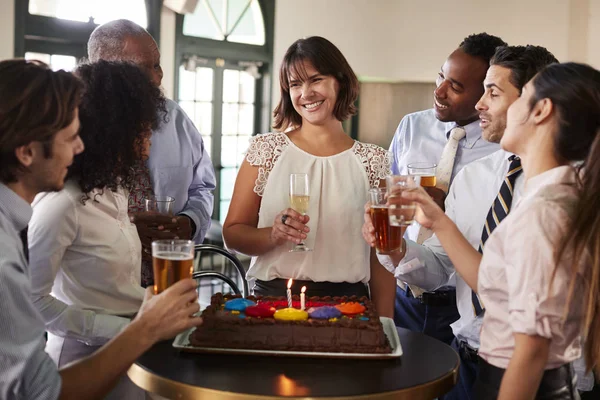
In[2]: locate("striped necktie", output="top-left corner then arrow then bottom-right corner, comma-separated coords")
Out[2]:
472,155 -> 522,315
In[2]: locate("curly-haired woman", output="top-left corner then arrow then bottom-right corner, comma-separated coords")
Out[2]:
27,60 -> 166,400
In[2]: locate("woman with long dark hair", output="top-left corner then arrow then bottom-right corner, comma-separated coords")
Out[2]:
401,62 -> 600,399
28,60 -> 166,399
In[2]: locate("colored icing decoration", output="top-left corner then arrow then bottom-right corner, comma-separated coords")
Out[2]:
308,306 -> 342,320
329,318 -> 338,322
359,317 -> 369,321
245,304 -> 276,318
273,308 -> 308,321
231,310 -> 240,315
335,302 -> 366,315
224,298 -> 256,311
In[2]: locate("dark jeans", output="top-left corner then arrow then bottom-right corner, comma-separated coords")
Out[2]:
253,279 -> 370,298
393,286 -> 460,346
474,357 -> 580,400
440,338 -> 479,400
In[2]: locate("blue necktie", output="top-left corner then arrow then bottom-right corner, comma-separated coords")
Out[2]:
472,155 -> 523,315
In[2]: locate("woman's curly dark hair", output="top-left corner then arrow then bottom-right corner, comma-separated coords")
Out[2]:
68,60 -> 167,198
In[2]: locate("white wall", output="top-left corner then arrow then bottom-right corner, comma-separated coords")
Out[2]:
588,0 -> 600,68
273,0 -> 575,86
0,0 -> 14,60
160,6 -> 177,99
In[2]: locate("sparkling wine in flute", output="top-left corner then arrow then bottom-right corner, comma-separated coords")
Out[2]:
290,194 -> 310,215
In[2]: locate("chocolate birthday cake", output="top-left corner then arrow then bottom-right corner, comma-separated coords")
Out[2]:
189,293 -> 392,354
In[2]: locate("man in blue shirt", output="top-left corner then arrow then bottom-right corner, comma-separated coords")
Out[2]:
87,19 -> 217,285
0,59 -> 202,400
386,33 -> 506,345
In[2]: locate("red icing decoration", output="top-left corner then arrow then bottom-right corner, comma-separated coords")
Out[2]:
245,304 -> 276,318
335,302 -> 366,315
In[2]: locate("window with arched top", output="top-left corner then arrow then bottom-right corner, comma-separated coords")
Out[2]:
15,0 -> 162,70
176,0 -> 274,224
182,0 -> 265,45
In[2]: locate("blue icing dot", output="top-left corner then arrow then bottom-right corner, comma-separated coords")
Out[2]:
359,317 -> 369,321
224,298 -> 256,311
308,306 -> 342,320
238,313 -> 246,319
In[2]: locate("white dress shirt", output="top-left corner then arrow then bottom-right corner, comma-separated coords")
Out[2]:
379,150 -> 524,348
389,109 -> 500,244
28,181 -> 145,346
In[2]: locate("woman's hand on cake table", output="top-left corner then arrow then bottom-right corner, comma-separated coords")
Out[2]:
133,278 -> 203,345
271,208 -> 310,246
362,202 -> 376,247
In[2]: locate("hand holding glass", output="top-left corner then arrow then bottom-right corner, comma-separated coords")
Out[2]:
152,239 -> 194,294
369,188 -> 402,254
386,175 -> 421,227
289,173 -> 312,252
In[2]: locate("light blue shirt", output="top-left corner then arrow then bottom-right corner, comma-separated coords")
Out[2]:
148,99 -> 216,243
389,108 -> 500,243
0,183 -> 61,400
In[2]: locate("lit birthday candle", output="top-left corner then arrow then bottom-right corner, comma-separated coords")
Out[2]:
287,278 -> 293,308
300,286 -> 306,310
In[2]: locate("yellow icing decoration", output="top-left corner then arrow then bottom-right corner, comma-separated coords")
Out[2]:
231,310 -> 240,315
273,308 -> 308,321
329,318 -> 338,322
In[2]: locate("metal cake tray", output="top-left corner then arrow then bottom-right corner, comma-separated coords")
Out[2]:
172,317 -> 402,359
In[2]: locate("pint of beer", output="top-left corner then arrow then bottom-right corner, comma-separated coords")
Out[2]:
369,188 -> 402,254
407,162 -> 437,188
152,240 -> 194,294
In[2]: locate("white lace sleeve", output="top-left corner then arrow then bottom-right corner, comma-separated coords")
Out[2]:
353,142 -> 392,188
245,132 -> 289,196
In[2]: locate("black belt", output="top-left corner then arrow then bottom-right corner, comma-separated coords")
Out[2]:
476,357 -> 578,399
406,286 -> 456,307
458,340 -> 479,362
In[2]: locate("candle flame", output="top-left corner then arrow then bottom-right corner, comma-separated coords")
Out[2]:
301,286 -> 306,293
287,278 -> 293,289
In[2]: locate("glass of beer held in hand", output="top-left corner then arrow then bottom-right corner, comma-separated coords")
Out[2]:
407,162 -> 437,188
386,175 -> 421,227
152,239 -> 194,294
369,188 -> 402,254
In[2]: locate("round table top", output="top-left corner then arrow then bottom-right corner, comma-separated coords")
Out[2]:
128,327 -> 459,399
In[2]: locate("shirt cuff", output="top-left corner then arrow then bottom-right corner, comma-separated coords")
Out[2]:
88,314 -> 131,345
376,254 -> 396,274
396,240 -> 425,274
509,293 -> 552,338
178,210 -> 203,242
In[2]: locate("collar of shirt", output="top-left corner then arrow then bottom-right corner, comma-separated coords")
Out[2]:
523,165 -> 577,197
445,118 -> 482,150
0,183 -> 32,232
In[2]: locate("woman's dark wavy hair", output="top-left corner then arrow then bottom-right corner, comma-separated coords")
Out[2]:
539,63 -> 600,374
68,60 -> 166,199
273,36 -> 359,131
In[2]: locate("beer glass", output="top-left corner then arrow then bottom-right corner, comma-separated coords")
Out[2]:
289,173 -> 312,252
407,162 -> 437,188
152,239 -> 194,294
369,188 -> 402,254
145,195 -> 175,215
386,175 -> 421,227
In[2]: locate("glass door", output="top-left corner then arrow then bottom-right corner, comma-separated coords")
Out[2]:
178,57 -> 260,224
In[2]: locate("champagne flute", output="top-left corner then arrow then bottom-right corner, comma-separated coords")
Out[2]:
289,173 -> 312,252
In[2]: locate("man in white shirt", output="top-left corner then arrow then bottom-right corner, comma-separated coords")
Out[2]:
0,59 -> 202,400
368,46 -> 558,400
385,33 -> 506,346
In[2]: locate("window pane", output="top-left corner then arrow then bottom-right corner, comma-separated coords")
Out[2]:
227,0 -> 265,45
29,0 -> 147,27
226,0 -> 251,33
221,103 -> 239,135
219,199 -> 231,225
238,104 -> 254,136
194,102 -> 213,135
220,136 -> 237,168
236,136 -> 250,165
195,67 -> 214,102
239,70 -> 256,104
220,167 -> 237,199
183,0 -> 224,40
178,101 -> 195,122
202,135 -> 212,156
25,52 -> 76,71
222,69 -> 240,103
178,65 -> 196,101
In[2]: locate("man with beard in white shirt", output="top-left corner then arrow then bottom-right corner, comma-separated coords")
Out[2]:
365,45 -> 558,400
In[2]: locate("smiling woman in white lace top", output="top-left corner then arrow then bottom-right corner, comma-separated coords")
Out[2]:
223,36 -> 391,303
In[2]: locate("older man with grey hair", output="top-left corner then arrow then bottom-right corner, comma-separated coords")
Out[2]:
88,19 -> 216,287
